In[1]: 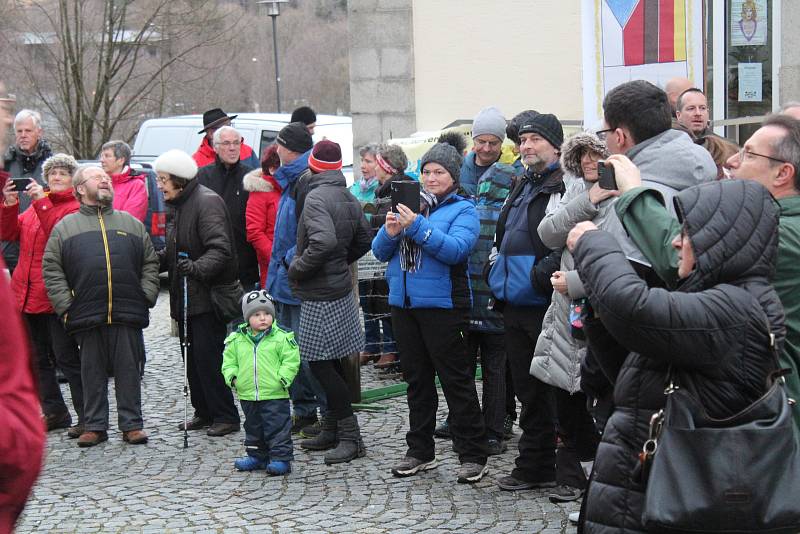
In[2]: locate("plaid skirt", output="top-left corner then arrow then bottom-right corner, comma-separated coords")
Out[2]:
299,293 -> 364,362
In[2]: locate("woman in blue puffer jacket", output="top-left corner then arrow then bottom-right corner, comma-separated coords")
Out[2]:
372,140 -> 489,484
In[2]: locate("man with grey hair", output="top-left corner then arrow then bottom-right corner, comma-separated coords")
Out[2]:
197,125 -> 259,289
2,108 -> 53,272
100,140 -> 147,222
42,165 -> 159,447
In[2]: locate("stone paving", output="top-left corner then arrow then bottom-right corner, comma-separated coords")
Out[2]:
17,289 -> 579,533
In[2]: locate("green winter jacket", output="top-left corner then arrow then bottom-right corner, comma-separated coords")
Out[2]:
615,187 -> 800,435
221,324 -> 300,401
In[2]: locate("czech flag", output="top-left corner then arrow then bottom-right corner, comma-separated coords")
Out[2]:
606,0 -> 687,66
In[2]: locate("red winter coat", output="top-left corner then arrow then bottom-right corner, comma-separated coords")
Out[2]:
0,190 -> 80,314
111,167 -> 147,222
0,254 -> 45,534
244,169 -> 281,289
192,136 -> 258,169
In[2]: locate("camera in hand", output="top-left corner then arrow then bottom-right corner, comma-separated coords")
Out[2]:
10,178 -> 31,192
390,180 -> 420,213
597,160 -> 617,190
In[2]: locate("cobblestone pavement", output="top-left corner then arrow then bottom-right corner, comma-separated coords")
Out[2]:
17,289 -> 579,533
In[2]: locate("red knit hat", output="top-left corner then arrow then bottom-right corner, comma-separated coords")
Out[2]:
308,140 -> 342,173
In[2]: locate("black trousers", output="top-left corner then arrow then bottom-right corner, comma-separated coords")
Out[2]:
466,331 -> 507,441
553,388 -> 600,488
504,305 -> 556,483
74,325 -> 143,432
25,313 -> 83,423
308,359 -> 353,421
392,306 -> 488,465
182,312 -> 239,425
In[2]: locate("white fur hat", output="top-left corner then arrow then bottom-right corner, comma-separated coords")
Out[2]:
153,149 -> 198,180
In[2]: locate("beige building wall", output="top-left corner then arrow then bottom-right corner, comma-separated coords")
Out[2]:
411,0 -> 583,130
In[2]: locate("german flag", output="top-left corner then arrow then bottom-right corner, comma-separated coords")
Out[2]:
622,0 -> 687,66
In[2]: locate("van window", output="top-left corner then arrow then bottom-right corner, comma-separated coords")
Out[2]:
260,130 -> 279,155
137,126 -> 199,156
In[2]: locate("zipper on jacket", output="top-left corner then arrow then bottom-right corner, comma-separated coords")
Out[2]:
252,341 -> 259,401
97,209 -> 113,324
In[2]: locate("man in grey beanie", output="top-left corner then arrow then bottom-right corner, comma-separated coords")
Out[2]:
460,106 -> 508,197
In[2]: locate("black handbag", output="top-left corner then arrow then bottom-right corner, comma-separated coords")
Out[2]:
209,280 -> 244,323
641,330 -> 800,533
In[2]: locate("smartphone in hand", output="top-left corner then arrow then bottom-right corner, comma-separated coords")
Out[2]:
597,161 -> 617,190
390,180 -> 420,213
10,178 -> 32,192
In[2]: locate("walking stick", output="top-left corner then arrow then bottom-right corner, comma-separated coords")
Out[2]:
178,251 -> 190,449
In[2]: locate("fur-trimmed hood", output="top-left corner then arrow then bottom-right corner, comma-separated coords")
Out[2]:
559,132 -> 609,178
243,168 -> 280,193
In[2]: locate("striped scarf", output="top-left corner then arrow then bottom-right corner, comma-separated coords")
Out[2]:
399,191 -> 438,272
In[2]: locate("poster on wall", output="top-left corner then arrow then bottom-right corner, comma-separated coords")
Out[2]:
581,0 -> 705,128
730,0 -> 767,46
738,63 -> 763,101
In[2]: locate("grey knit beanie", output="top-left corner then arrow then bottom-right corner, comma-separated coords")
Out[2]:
472,106 -> 507,141
42,153 -> 79,180
420,143 -> 463,183
242,290 -> 276,323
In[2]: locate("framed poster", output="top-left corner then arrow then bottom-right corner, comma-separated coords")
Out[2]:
731,0 -> 767,46
581,0 -> 705,128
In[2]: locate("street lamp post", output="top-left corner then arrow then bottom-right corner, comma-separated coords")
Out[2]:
257,0 -> 289,113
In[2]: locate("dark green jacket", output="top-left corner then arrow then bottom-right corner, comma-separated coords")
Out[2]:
615,187 -> 800,434
42,204 -> 160,334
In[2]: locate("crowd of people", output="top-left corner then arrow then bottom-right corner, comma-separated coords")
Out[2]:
2,75 -> 800,533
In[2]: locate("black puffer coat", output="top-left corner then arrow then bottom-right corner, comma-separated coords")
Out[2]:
163,180 -> 238,320
288,170 -> 372,301
574,179 -> 785,533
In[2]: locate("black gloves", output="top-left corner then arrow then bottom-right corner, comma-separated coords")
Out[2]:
176,257 -> 196,277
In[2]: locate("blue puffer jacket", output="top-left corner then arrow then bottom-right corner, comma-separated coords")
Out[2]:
266,151 -> 311,305
371,192 -> 479,309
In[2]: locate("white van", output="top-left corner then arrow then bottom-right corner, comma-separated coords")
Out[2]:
132,112 -> 354,170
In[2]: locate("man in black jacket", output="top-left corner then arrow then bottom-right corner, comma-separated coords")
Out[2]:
197,125 -> 259,290
42,166 -> 160,447
487,113 -> 566,492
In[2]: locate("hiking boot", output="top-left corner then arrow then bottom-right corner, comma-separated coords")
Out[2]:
496,474 -> 556,491
548,485 -> 584,503
300,416 -> 338,451
177,416 -> 210,431
234,456 -> 267,471
374,352 -> 398,369
300,420 -> 322,438
487,438 -> 507,456
503,415 -> 515,439
391,456 -> 439,478
457,462 -> 489,484
324,415 -> 366,465
434,419 -> 451,439
122,429 -> 149,445
291,414 -> 318,434
44,412 -> 72,432
266,460 -> 292,476
67,424 -> 84,439
77,431 -> 108,448
359,352 -> 379,366
206,423 -> 240,437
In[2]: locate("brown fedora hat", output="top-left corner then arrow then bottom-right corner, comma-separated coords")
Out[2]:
198,108 -> 238,134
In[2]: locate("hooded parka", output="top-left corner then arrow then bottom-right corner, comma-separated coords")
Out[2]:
574,179 -> 785,533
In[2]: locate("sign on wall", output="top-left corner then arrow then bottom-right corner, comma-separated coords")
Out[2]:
582,0 -> 705,128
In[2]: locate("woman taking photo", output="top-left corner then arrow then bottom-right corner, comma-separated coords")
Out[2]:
567,162 -> 783,532
372,140 -> 489,484
154,149 -> 240,437
1,154 -> 82,435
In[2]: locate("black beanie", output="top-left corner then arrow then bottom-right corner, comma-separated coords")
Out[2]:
517,113 -> 564,149
277,122 -> 313,154
290,106 -> 317,126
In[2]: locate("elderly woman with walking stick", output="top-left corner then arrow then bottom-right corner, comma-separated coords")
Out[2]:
154,149 -> 241,438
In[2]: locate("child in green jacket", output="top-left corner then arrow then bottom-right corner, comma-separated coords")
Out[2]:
222,290 -> 300,475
